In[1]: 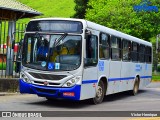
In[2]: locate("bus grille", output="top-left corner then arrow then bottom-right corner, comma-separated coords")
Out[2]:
29,72 -> 66,80
36,88 -> 57,94
33,81 -> 60,86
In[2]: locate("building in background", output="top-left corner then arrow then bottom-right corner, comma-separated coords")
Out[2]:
0,0 -> 42,77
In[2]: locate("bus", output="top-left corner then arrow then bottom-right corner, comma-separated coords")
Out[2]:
18,18 -> 152,104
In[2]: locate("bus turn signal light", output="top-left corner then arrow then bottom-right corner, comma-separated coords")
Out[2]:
63,92 -> 75,97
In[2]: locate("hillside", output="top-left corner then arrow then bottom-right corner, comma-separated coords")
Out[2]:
17,0 -> 75,23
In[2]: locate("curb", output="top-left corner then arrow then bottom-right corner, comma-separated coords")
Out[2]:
0,79 -> 19,92
0,78 -> 19,80
0,92 -> 20,96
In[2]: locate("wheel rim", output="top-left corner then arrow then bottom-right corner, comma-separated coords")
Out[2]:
92,81 -> 105,104
96,85 -> 103,98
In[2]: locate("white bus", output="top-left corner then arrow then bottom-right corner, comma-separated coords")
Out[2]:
18,18 -> 152,104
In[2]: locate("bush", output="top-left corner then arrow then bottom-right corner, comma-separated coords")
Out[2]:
158,65 -> 160,72
0,62 -> 6,70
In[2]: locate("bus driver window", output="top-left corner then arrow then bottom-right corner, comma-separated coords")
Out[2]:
85,35 -> 98,66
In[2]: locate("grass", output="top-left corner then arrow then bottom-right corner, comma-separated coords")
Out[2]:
0,62 -> 17,71
17,0 -> 75,23
0,0 -> 75,43
152,72 -> 160,81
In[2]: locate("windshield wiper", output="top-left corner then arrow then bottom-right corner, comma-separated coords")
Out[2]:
54,33 -> 68,47
46,33 -> 68,70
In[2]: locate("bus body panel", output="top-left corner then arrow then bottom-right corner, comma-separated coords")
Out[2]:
98,60 -> 110,95
108,61 -> 122,93
120,62 -> 134,92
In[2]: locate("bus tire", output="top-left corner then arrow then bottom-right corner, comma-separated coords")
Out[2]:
132,77 -> 140,95
46,97 -> 56,101
92,80 -> 105,104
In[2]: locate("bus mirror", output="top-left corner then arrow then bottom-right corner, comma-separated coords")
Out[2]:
15,61 -> 21,73
12,40 -> 15,49
15,52 -> 22,73
15,39 -> 23,73
85,29 -> 91,39
19,39 -> 24,46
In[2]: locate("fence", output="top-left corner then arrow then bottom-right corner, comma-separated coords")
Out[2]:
0,21 -> 27,78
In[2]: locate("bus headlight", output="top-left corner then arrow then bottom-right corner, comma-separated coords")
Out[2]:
62,76 -> 81,87
20,73 -> 31,83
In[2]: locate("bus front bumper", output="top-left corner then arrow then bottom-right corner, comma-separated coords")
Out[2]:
19,79 -> 81,100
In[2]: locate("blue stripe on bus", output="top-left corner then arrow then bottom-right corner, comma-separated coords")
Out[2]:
82,80 -> 98,84
108,77 -> 135,81
140,76 -> 152,78
82,76 -> 152,84
108,76 -> 152,82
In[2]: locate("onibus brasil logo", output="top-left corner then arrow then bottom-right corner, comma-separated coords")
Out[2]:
134,0 -> 158,12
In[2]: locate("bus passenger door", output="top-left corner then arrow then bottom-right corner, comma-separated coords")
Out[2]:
81,31 -> 98,100
98,33 -> 110,95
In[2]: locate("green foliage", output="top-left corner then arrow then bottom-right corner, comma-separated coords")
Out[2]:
0,62 -> 6,70
72,0 -> 88,18
157,65 -> 160,72
152,73 -> 160,81
85,0 -> 160,41
17,0 -> 75,23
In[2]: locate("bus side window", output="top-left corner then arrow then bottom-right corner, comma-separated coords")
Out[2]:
85,35 -> 98,66
122,39 -> 131,61
131,42 -> 138,62
139,44 -> 145,63
99,33 -> 110,59
111,36 -> 121,60
145,46 -> 152,63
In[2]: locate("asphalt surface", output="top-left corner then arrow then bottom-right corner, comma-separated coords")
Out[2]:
0,82 -> 160,120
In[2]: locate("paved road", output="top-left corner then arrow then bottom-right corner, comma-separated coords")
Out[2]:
0,82 -> 160,119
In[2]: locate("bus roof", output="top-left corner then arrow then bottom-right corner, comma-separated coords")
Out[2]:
30,17 -> 86,22
30,18 -> 152,47
86,20 -> 152,47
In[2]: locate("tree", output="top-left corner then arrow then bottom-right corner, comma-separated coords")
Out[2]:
85,0 -> 160,41
72,0 -> 89,19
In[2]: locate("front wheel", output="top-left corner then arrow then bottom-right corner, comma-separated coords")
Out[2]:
46,97 -> 56,101
92,80 -> 105,104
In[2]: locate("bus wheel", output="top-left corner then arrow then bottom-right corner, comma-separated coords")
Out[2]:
92,80 -> 105,104
46,97 -> 55,101
132,77 -> 139,95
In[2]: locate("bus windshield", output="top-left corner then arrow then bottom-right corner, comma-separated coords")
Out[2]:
22,33 -> 82,71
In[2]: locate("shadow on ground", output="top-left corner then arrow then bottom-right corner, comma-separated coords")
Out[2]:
25,90 -> 147,109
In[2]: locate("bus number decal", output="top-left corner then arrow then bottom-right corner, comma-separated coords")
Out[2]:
99,61 -> 104,71
135,64 -> 142,71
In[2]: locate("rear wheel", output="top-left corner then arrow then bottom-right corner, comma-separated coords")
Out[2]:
92,80 -> 105,104
132,77 -> 140,95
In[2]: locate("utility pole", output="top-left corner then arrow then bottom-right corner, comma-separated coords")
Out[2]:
156,34 -> 160,54
155,34 -> 160,74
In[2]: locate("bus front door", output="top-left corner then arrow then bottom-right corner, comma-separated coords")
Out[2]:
81,32 -> 98,100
